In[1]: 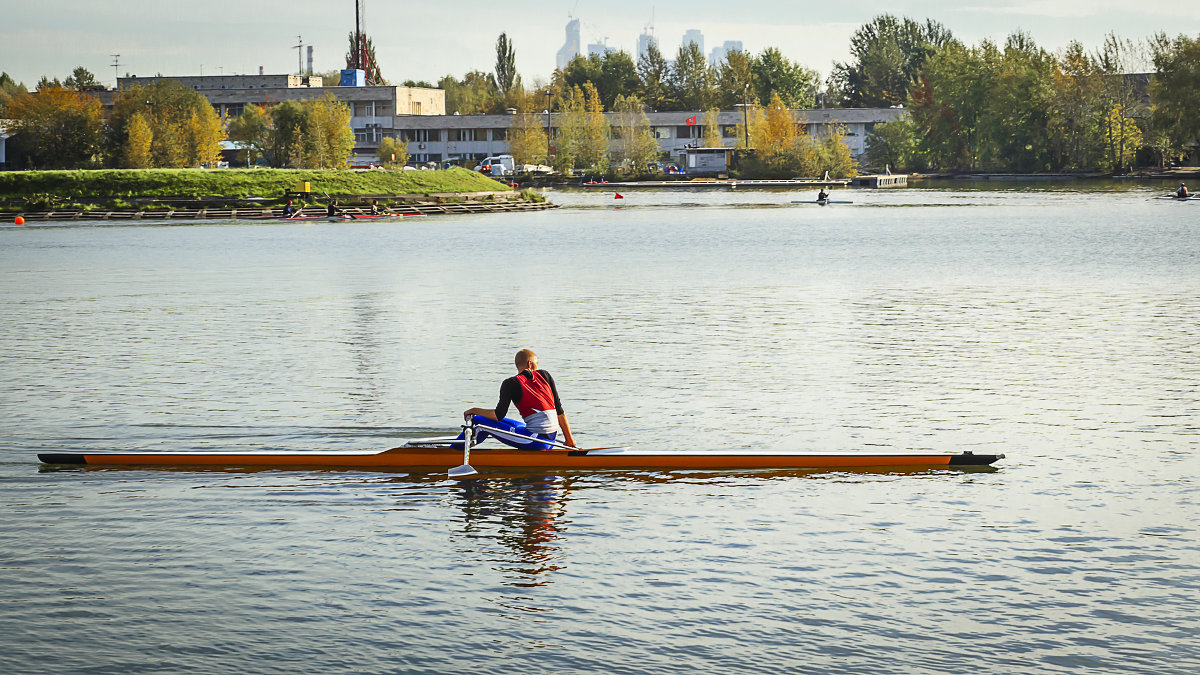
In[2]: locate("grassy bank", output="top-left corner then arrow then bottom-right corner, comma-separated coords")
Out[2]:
0,168 -> 517,210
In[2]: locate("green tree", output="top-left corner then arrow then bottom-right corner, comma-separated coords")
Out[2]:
597,51 -> 641,110
865,119 -> 917,172
494,33 -> 518,97
6,86 -> 104,168
268,100 -> 309,168
637,42 -> 673,111
1150,33 -> 1200,153
716,50 -> 757,109
63,66 -> 98,90
439,71 -> 500,114
377,136 -> 410,168
752,48 -> 820,108
671,42 -> 716,111
227,104 -> 272,166
345,32 -> 385,85
829,15 -> 955,107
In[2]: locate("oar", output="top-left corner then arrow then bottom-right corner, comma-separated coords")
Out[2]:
448,423 -> 478,478
471,424 -> 578,451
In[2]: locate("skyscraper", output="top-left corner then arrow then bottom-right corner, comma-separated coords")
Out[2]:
557,18 -> 581,69
709,40 -> 744,65
637,30 -> 658,61
681,29 -> 704,56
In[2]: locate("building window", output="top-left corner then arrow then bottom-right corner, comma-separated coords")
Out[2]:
676,126 -> 697,138
493,128 -> 509,141
410,101 -> 422,115
652,127 -> 671,139
721,125 -> 739,139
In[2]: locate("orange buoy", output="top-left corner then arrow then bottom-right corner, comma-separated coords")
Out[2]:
14,216 -> 25,225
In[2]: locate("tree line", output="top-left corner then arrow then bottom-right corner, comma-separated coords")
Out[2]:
1,71 -> 355,170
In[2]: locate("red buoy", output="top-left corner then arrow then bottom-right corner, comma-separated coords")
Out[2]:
614,193 -> 624,199
14,216 -> 25,225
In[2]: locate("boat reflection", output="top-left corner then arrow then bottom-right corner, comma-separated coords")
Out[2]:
451,475 -> 577,588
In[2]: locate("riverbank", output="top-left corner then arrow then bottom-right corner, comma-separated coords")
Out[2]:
0,167 -> 527,212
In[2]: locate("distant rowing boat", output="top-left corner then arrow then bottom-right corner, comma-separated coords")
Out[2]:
37,445 -> 1003,472
1156,195 -> 1199,201
244,212 -> 423,222
791,199 -> 854,205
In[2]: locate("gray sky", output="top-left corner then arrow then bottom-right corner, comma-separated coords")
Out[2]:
4,1 -> 1199,87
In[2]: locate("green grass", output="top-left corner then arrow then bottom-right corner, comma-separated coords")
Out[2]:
0,168 -> 514,209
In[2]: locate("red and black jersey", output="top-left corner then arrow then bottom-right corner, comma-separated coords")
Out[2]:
494,370 -> 564,420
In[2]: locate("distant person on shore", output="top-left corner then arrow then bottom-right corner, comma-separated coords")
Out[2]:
1177,182 -> 1190,198
282,200 -> 298,218
327,201 -> 342,218
460,349 -> 577,451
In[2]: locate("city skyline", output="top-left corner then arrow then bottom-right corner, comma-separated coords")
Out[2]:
5,1 -> 1200,88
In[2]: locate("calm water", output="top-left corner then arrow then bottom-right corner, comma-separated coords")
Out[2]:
1,183 -> 1197,673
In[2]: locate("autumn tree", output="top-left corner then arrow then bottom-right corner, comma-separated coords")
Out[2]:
506,108 -> 549,168
6,86 -> 104,168
303,93 -> 355,168
612,94 -> 659,172
107,81 -> 225,168
716,50 -> 757,109
121,112 -> 154,168
702,108 -> 722,147
377,136 -> 410,168
0,72 -> 29,115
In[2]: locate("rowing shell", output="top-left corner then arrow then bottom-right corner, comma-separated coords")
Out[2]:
37,446 -> 1003,471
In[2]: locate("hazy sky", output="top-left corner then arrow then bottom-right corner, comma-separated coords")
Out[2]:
5,1 -> 1199,87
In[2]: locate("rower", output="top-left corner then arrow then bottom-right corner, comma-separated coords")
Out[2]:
369,199 -> 382,215
327,200 -> 342,217
817,188 -> 829,201
461,349 -> 577,450
282,200 -> 297,218
1178,182 -> 1190,198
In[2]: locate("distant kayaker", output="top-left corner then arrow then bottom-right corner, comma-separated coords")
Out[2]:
1178,182 -> 1190,198
282,200 -> 298,218
817,188 -> 829,201
461,349 -> 577,450
327,201 -> 342,217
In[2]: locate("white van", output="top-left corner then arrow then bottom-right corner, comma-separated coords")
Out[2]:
474,155 -> 516,177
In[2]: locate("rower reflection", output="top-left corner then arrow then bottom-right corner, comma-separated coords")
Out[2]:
453,474 -> 576,587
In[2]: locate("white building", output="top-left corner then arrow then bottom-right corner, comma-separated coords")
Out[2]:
681,29 -> 704,56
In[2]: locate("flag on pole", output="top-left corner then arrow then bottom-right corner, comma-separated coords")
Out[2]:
685,116 -> 697,125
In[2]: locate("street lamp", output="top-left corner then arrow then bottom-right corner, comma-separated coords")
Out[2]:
544,89 -> 552,165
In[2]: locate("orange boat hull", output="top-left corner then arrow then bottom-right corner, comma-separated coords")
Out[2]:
38,446 -> 1003,471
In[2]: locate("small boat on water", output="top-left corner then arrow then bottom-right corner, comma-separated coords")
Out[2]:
37,445 -> 1003,472
244,212 -> 422,222
792,199 -> 853,205
1155,195 -> 1199,201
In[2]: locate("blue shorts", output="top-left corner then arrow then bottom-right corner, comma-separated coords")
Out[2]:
457,415 -> 557,451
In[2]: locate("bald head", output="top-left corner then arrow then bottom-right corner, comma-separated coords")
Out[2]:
515,349 -> 538,371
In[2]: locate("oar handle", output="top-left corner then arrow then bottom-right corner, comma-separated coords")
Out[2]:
470,423 -> 576,451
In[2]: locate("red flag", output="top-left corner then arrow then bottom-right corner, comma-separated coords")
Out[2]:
614,193 -> 624,199
685,116 -> 697,125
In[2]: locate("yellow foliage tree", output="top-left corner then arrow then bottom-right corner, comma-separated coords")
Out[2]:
377,136 -> 410,168
613,94 -> 659,173
1101,103 -> 1142,173
702,108 -> 722,147
506,109 -> 548,168
122,112 -> 154,168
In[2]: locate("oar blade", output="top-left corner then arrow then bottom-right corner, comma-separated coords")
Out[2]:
448,464 -> 478,478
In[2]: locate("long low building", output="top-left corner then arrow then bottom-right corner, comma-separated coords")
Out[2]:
76,73 -> 903,166
392,108 -> 908,166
